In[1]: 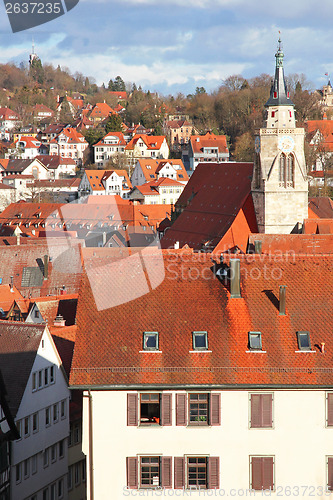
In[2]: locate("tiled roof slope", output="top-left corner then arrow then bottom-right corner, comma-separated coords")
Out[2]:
303,219 -> 333,235
0,322 -> 44,416
70,251 -> 333,388
308,197 -> 333,219
50,325 -> 76,378
161,162 -> 257,250
190,132 -> 228,154
248,233 -> 333,254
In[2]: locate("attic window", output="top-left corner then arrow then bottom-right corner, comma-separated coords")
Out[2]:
179,174 -> 184,178
192,331 -> 208,350
297,331 -> 311,351
248,332 -> 262,350
143,332 -> 159,351
150,174 -> 155,178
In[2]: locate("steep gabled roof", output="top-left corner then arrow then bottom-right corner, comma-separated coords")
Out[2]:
190,132 -> 228,154
35,155 -> 76,169
248,233 -> 333,254
308,197 -> 333,219
161,162 -> 256,250
93,131 -> 126,147
0,322 -> 45,416
125,134 -> 166,151
70,252 -> 333,388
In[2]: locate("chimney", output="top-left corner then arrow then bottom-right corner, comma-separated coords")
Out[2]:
321,342 -> 325,354
60,285 -> 66,295
54,314 -> 66,327
174,241 -> 180,250
43,255 -> 49,279
279,285 -> 287,315
10,276 -> 14,292
230,259 -> 241,298
16,234 -> 20,246
102,232 -> 107,246
254,240 -> 262,254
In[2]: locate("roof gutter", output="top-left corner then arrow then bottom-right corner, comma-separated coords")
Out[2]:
71,384 -> 333,391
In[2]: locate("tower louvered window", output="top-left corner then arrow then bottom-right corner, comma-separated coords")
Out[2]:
279,153 -> 294,187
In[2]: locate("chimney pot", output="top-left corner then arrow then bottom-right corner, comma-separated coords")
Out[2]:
254,240 -> 262,254
279,285 -> 287,315
230,259 -> 241,298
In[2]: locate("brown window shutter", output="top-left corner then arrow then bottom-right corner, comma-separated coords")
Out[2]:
327,393 -> 333,426
251,457 -> 263,490
161,456 -> 172,489
261,394 -> 273,427
208,456 -> 220,489
210,393 -> 221,426
328,457 -> 333,490
176,393 -> 187,426
161,393 -> 172,426
174,457 -> 185,489
251,456 -> 274,490
262,457 -> 274,490
126,457 -> 138,489
127,393 -> 138,426
250,394 -> 261,428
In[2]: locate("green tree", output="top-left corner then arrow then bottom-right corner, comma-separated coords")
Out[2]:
105,114 -> 123,133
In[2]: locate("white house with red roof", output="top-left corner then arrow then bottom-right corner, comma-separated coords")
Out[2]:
33,104 -> 54,122
125,134 -> 169,165
93,132 -> 127,168
49,128 -> 89,167
131,159 -> 189,187
7,136 -> 44,160
128,177 -> 185,205
78,169 -> 132,198
88,102 -> 116,125
0,107 -> 21,133
186,132 -> 229,173
36,155 -> 77,179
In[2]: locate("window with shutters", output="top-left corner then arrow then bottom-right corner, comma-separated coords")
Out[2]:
140,394 -> 160,424
127,456 -> 172,489
187,457 -> 207,488
176,393 -> 220,426
327,456 -> 333,491
250,456 -> 274,491
249,393 -> 273,428
189,393 -> 209,425
326,393 -> 333,427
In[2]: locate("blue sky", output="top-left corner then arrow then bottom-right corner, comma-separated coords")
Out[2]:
0,0 -> 332,95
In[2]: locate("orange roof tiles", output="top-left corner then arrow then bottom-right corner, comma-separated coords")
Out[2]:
308,197 -> 333,219
125,134 -> 166,151
70,252 -> 333,388
249,233 -> 333,253
0,284 -> 28,314
190,132 -> 228,154
303,219 -> 333,235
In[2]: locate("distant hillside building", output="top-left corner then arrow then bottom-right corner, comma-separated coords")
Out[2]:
185,132 -> 229,173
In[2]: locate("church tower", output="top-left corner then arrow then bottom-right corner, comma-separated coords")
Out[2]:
251,38 -> 308,234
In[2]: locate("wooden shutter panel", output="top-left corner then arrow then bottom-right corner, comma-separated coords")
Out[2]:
328,457 -> 333,490
327,393 -> 333,426
210,393 -> 221,426
262,457 -> 274,490
161,456 -> 172,489
126,457 -> 138,489
176,393 -> 187,426
262,394 -> 273,427
127,393 -> 138,426
208,456 -> 220,489
161,393 -> 172,426
250,394 -> 261,428
251,457 -> 262,490
174,457 -> 185,489
251,457 -> 273,490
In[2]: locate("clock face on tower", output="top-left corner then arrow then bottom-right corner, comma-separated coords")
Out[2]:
254,136 -> 261,153
278,135 -> 294,152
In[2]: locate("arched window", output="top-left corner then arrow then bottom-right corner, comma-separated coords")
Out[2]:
286,154 -> 294,186
279,153 -> 286,185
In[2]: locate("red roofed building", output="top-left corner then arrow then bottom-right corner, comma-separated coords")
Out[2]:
88,102 -> 116,124
128,177 -> 185,205
108,91 -> 127,101
161,162 -> 258,253
131,159 -> 189,187
33,104 -> 54,121
36,155 -> 77,179
78,169 -> 132,198
164,118 -> 196,152
93,132 -> 126,168
186,132 -> 229,173
306,119 -> 333,180
0,107 -> 21,132
69,250 -> 333,495
49,128 -> 89,166
7,136 -> 43,160
125,134 -> 169,166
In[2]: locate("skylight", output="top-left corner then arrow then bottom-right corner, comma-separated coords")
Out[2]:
192,331 -> 208,350
297,331 -> 311,351
143,332 -> 159,351
248,331 -> 262,350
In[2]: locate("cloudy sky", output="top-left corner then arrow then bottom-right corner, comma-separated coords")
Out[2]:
0,0 -> 332,95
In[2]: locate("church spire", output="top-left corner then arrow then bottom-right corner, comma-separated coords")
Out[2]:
265,37 -> 293,107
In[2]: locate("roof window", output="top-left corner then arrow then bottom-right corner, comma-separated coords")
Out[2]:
248,331 -> 262,350
297,331 -> 311,351
143,332 -> 159,351
192,331 -> 208,350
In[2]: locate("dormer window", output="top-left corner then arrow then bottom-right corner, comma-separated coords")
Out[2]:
248,332 -> 262,350
297,331 -> 311,351
143,332 -> 159,351
192,331 -> 208,350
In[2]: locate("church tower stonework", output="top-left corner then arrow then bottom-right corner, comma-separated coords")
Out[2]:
252,39 -> 308,234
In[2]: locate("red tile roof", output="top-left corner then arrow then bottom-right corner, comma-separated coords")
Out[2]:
190,132 -> 228,154
93,132 -> 126,147
0,284 -> 28,314
136,159 -> 188,183
303,219 -> 333,235
89,103 -> 115,119
161,162 -> 257,251
125,134 -> 166,151
35,155 -> 76,169
308,197 -> 333,219
248,233 -> 333,254
133,178 -> 184,196
70,251 -> 333,388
